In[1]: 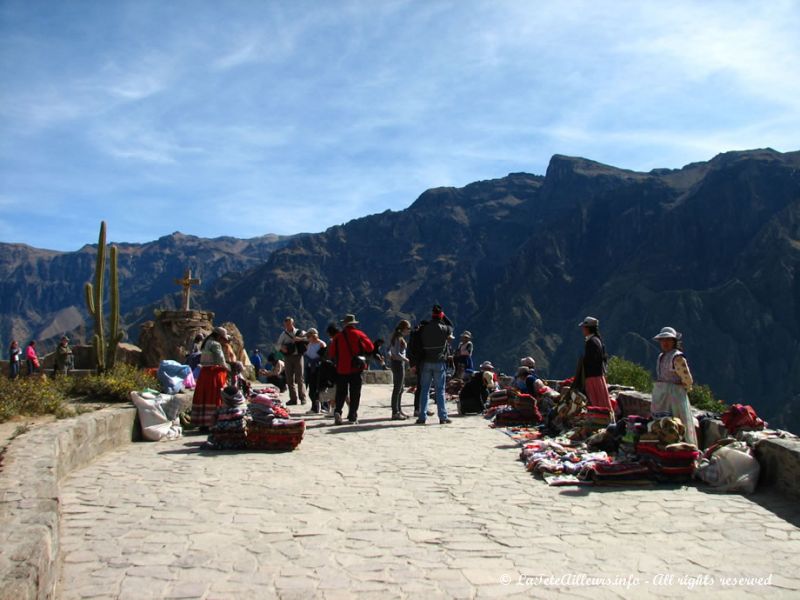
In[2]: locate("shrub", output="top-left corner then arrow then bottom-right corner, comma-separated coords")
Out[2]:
688,383 -> 726,413
66,363 -> 158,403
606,356 -> 653,393
0,376 -> 74,423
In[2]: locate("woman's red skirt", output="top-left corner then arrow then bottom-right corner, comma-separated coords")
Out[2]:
191,365 -> 228,427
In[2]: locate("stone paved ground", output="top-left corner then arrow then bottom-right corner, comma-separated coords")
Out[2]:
58,384 -> 800,599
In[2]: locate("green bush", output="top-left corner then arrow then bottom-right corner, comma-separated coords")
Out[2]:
0,376 -> 74,423
66,363 -> 158,402
688,383 -> 726,413
606,356 -> 653,393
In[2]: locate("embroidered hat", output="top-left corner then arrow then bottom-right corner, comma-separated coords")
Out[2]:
460,331 -> 472,339
579,316 -> 599,328
653,326 -> 679,340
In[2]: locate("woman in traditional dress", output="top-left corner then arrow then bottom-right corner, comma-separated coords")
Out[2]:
191,327 -> 231,432
651,326 -> 698,446
454,331 -> 474,380
577,316 -> 615,420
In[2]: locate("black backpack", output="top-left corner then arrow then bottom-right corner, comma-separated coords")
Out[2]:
458,373 -> 485,415
407,322 -> 427,366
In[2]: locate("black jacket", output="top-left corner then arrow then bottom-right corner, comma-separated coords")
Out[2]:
582,335 -> 607,378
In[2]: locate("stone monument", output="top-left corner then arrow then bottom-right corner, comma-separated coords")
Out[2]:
138,268 -> 251,372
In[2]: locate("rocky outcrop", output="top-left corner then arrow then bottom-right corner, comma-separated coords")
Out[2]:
206,149 -> 800,434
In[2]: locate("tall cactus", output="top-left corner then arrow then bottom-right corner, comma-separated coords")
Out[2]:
84,221 -> 123,373
106,244 -> 123,369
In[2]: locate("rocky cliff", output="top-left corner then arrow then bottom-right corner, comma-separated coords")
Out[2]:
206,149 -> 800,432
0,232 -> 297,352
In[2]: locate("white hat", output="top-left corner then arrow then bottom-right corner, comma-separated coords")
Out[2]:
653,326 -> 679,340
460,331 -> 472,339
520,356 -> 536,368
579,316 -> 599,328
479,361 -> 495,371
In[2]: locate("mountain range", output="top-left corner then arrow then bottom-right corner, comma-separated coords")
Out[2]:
1,148 -> 798,432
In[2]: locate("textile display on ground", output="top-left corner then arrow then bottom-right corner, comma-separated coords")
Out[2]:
495,384 -> 796,493
205,384 -> 305,452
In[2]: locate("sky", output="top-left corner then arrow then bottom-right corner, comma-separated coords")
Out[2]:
1,0 -> 799,251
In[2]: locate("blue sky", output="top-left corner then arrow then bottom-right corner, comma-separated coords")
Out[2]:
1,0 -> 799,251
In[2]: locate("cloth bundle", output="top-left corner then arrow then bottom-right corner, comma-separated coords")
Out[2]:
578,460 -> 651,483
585,405 -> 613,429
721,404 -> 765,435
491,404 -> 542,426
130,390 -> 183,441
157,360 -> 192,395
207,387 -> 249,450
641,416 -> 686,447
246,419 -> 306,451
695,439 -> 760,494
636,441 -> 700,482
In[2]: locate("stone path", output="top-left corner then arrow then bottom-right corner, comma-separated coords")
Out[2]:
58,384 -> 800,599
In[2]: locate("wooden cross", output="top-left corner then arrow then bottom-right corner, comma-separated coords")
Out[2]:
174,269 -> 201,311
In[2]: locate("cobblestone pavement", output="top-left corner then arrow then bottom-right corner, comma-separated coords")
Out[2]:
59,384 -> 800,599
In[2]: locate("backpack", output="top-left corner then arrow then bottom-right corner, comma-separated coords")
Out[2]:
407,324 -> 426,366
458,373 -> 485,415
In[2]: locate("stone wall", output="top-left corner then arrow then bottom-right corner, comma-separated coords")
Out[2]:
755,438 -> 800,500
0,407 -> 139,600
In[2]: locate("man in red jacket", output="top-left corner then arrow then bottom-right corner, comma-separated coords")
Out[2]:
328,314 -> 374,425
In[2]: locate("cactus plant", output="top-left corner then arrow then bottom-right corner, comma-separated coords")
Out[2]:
84,221 -> 123,373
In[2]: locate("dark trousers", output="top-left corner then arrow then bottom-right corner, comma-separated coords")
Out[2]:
335,372 -> 363,420
390,360 -> 405,413
307,364 -> 320,410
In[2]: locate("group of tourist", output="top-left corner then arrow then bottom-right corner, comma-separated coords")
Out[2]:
5,337 -> 73,379
185,305 -> 696,446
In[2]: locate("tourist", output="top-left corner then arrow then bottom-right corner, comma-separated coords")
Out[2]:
388,320 -> 411,420
454,331 -> 474,379
576,316 -> 615,420
7,340 -> 21,379
277,317 -> 308,406
54,336 -> 73,376
191,327 -> 231,432
265,353 -> 287,392
416,304 -> 454,425
25,340 -> 40,376
251,348 -> 263,374
304,328 -> 326,414
327,314 -> 374,425
651,326 -> 698,446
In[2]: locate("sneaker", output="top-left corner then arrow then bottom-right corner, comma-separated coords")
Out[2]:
321,402 -> 329,412
348,418 -> 359,425
399,410 -> 410,418
415,419 -> 426,425
440,418 -> 452,424
334,412 -> 343,425
392,412 -> 408,421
